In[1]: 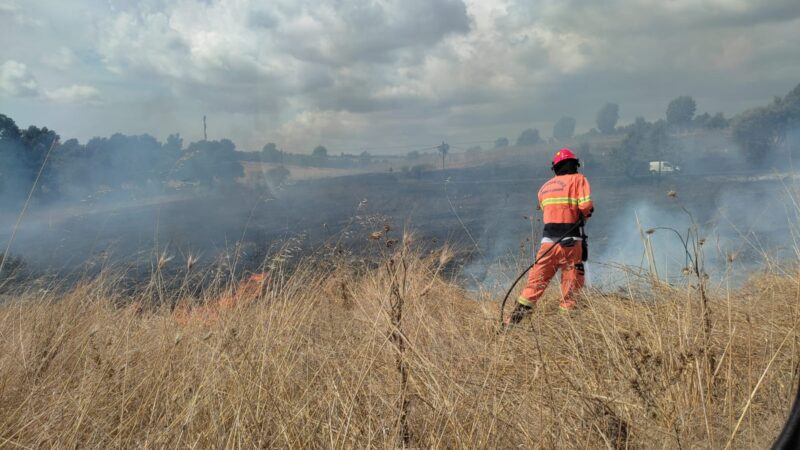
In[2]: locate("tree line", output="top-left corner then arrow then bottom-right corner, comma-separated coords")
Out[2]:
502,95 -> 732,151
492,85 -> 799,176
608,84 -> 799,176
0,115 -> 247,204
240,143 -> 384,169
2,84 -> 797,201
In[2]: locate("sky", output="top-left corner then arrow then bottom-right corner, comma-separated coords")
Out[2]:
1,0 -> 799,154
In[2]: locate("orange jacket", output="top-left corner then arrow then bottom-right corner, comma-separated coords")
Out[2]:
538,173 -> 593,238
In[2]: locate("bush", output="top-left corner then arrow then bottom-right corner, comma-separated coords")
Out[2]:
266,165 -> 290,186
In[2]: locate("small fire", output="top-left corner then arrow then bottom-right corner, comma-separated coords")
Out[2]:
174,272 -> 270,325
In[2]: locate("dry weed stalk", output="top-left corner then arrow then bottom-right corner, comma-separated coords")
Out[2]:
387,241 -> 411,447
0,242 -> 797,449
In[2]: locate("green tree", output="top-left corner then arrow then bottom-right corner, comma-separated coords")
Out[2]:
0,114 -> 21,144
693,112 -> 711,128
610,120 -> 676,177
494,137 -> 509,148
666,96 -> 697,130
732,83 -> 800,162
693,112 -> 728,129
0,114 -> 58,203
0,120 -> 61,199
312,145 -> 328,158
0,114 -> 24,199
732,108 -> 783,162
406,150 -> 420,160
52,138 -> 93,195
261,142 -> 283,162
85,133 -> 166,189
177,139 -> 244,188
552,117 -> 576,141
437,141 -> 450,169
358,151 -> 372,167
515,128 -> 541,146
596,103 -> 619,134
164,133 -> 183,154
708,112 -> 728,129
158,133 -> 183,179
266,165 -> 290,186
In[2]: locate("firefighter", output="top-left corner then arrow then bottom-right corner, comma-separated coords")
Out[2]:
507,148 -> 593,324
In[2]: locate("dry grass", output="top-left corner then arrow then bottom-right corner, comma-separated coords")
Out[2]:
241,162 -> 377,182
0,237 -> 798,449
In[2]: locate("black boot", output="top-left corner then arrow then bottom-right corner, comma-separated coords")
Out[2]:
507,303 -> 533,326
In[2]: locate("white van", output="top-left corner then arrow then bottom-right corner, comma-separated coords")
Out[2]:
649,161 -> 680,174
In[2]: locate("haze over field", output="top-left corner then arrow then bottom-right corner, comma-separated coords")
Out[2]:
2,0 -> 799,152
5,2 -> 800,448
1,0 -> 799,278
1,1 -> 800,288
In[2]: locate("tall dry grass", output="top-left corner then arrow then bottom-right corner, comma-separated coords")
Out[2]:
0,235 -> 798,449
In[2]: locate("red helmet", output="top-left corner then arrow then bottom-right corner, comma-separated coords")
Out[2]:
551,148 -> 578,167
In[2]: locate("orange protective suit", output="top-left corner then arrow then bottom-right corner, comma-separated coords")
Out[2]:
519,173 -> 593,310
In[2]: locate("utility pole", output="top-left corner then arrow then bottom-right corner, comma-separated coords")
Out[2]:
437,141 -> 449,170
203,115 -> 208,141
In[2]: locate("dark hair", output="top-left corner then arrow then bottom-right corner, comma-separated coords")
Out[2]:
553,159 -> 580,175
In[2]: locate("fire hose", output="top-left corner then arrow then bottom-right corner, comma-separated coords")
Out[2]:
499,220 -> 584,326
494,216 -> 800,448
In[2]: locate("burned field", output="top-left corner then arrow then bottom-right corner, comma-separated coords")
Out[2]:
3,157 -> 795,292
0,154 -> 797,449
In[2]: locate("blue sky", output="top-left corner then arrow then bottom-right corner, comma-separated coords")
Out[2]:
2,0 -> 799,153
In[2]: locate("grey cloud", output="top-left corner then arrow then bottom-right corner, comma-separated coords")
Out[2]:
0,2 -> 17,16
687,0 -> 800,28
173,76 -> 291,115
533,0 -> 800,36
92,0 -> 473,122
44,84 -> 101,104
247,9 -> 278,29
340,0 -> 471,61
297,65 -> 335,92
2,0 -> 799,152
0,60 -> 39,97
273,0 -> 470,67
0,1 -> 44,27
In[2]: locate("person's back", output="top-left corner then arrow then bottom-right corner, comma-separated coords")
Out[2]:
539,172 -> 593,240
506,148 -> 593,324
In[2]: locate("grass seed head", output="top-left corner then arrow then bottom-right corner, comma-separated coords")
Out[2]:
186,254 -> 199,271
157,252 -> 173,269
438,245 -> 455,266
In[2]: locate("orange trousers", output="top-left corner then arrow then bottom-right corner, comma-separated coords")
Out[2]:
519,241 -> 585,310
